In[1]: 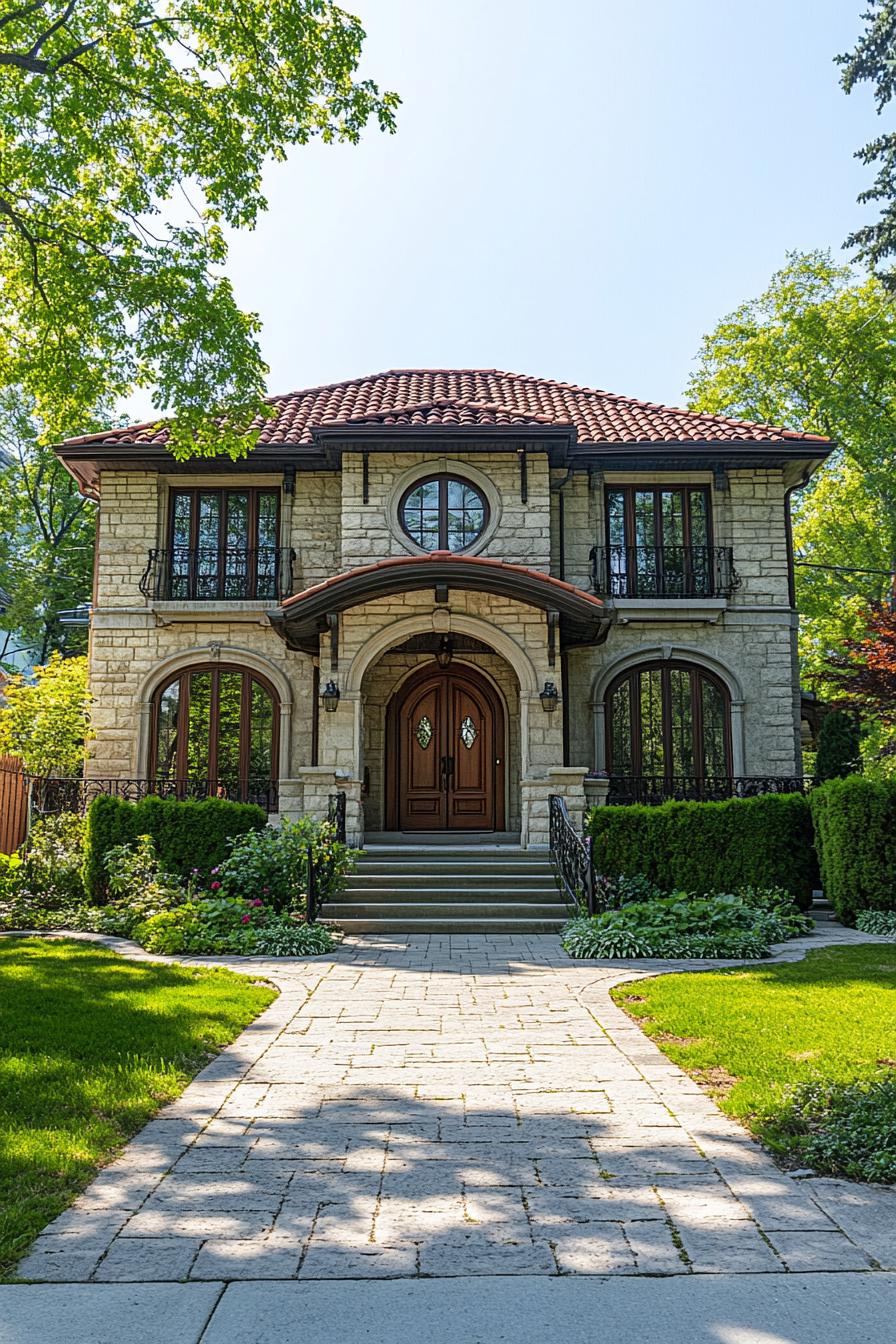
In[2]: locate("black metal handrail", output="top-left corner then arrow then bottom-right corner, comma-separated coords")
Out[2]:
327,790 -> 347,844
139,547 -> 296,602
590,545 -> 739,599
606,775 -> 811,806
548,794 -> 596,917
26,774 -> 280,815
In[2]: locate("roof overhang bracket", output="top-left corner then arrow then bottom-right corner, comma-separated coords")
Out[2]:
713,465 -> 729,492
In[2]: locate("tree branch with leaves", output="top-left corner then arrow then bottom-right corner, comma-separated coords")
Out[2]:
0,0 -> 399,454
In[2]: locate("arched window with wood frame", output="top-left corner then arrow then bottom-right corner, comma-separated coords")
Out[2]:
605,660 -> 731,798
151,664 -> 278,809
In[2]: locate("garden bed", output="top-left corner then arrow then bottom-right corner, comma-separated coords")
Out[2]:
0,937 -> 276,1278
611,944 -> 896,1183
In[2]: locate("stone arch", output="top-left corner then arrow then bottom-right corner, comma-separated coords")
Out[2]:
590,643 -> 746,776
344,613 -> 539,697
135,642 -> 293,780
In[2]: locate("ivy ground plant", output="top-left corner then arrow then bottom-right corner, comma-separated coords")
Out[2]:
562,879 -> 814,960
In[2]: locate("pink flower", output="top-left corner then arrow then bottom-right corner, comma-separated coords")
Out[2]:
210,881 -> 221,890
252,899 -> 263,907
241,914 -> 251,924
262,886 -> 270,894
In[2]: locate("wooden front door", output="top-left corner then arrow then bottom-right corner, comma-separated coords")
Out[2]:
389,665 -> 504,831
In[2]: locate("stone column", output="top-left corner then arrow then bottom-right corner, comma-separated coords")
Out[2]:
520,765 -> 588,850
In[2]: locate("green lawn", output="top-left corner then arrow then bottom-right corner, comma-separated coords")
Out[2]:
0,938 -> 276,1277
611,944 -> 896,1159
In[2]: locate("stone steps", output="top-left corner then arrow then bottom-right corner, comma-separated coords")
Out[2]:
329,845 -> 567,933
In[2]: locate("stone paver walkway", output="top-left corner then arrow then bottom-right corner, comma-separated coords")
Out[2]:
15,927 -> 896,1283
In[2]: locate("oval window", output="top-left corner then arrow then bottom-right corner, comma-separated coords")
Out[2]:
399,475 -> 488,552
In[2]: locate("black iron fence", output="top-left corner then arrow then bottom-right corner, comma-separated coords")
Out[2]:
605,775 -> 811,806
139,547 -> 296,602
307,791 -> 348,923
26,774 -> 280,816
548,794 -> 597,917
590,545 -> 739,599
327,790 -> 347,844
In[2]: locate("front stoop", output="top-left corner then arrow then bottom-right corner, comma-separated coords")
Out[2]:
328,845 -> 567,933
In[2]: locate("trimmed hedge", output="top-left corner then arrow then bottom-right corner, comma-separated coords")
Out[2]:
810,776 -> 896,924
83,795 -> 267,902
587,793 -> 816,908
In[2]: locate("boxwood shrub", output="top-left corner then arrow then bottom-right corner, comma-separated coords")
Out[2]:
83,794 -> 267,901
587,793 -> 816,908
810,776 -> 896,924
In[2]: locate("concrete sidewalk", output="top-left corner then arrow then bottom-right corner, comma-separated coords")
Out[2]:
2,1272 -> 894,1343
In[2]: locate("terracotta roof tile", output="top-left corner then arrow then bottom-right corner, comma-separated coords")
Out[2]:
62,368 -> 832,449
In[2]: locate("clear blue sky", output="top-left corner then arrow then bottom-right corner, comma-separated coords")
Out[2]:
205,1 -> 879,411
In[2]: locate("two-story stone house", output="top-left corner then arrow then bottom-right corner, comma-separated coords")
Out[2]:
56,369 -> 832,850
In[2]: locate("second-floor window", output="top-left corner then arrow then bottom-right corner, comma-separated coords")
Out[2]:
168,488 -> 280,600
605,486 -> 712,597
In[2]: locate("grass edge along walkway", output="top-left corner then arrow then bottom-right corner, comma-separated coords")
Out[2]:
610,943 -> 896,1168
0,937 -> 277,1278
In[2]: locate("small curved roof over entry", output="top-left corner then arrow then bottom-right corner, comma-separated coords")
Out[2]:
269,553 -> 613,654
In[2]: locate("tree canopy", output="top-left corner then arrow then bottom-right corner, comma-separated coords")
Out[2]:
686,250 -> 896,685
0,0 -> 398,454
0,651 -> 90,774
0,390 -> 96,668
838,1 -> 896,286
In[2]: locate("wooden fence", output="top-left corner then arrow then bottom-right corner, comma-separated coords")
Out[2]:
0,755 -> 28,855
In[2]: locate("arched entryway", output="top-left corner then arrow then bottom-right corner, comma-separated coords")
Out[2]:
386,662 -> 506,831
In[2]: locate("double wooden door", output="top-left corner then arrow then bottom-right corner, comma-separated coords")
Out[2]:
389,665 -> 504,831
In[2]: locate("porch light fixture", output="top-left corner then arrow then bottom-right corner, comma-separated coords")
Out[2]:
435,635 -> 454,670
321,679 -> 341,712
539,681 -> 560,713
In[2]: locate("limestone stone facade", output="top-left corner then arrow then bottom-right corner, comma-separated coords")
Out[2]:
60,370 -> 831,849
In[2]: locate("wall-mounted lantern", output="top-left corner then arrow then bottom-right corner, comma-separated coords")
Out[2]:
321,679 -> 341,713
539,681 -> 560,713
435,635 -> 454,670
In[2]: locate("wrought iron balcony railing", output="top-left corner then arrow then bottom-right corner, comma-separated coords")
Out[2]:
139,547 -> 296,602
27,774 -> 280,815
606,775 -> 810,806
590,545 -> 739,599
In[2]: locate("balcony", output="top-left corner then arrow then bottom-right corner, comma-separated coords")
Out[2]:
590,545 -> 739,600
606,775 -> 809,805
139,547 -> 296,602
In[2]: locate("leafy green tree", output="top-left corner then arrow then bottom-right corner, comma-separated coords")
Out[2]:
815,709 -> 862,781
0,390 -> 96,667
686,251 -> 896,684
0,652 -> 90,774
838,1 -> 896,286
0,0 -> 398,455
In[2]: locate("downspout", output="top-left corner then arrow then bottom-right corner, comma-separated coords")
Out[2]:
551,468 -> 575,762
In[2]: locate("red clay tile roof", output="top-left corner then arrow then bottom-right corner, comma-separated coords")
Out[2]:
62,368 -> 831,448
280,551 -> 607,611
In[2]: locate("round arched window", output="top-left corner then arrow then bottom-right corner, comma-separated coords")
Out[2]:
606,660 -> 731,785
151,663 -> 278,808
399,475 -> 488,552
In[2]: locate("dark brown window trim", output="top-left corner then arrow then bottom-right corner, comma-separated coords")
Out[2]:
604,484 -> 714,552
605,659 -> 732,782
398,474 -> 489,553
149,662 -> 280,800
166,486 -> 281,601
